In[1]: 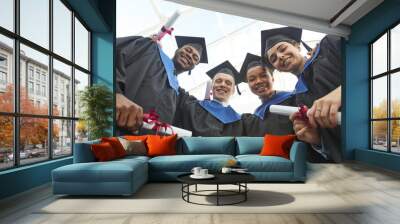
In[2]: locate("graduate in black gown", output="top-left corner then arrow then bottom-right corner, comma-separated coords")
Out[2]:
239,53 -> 296,136
115,35 -> 208,133
262,27 -> 342,162
173,61 -> 245,136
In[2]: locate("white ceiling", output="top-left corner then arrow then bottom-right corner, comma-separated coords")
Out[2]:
165,0 -> 384,37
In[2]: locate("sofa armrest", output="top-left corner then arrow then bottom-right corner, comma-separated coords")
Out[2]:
73,140 -> 100,163
289,141 -> 308,181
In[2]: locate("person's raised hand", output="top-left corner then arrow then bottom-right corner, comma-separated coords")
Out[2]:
290,112 -> 321,145
307,86 -> 341,128
116,93 -> 143,132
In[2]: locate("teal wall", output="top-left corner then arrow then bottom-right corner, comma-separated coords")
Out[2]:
0,0 -> 116,200
346,0 -> 400,170
0,158 -> 72,199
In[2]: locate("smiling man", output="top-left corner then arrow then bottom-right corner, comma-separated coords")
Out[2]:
173,61 -> 244,136
116,35 -> 207,133
239,53 -> 295,136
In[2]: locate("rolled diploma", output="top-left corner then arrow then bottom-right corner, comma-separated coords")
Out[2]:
142,121 -> 192,137
157,11 -> 180,37
269,105 -> 341,125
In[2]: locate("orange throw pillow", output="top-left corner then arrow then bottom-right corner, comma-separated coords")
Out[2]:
101,137 -> 126,158
124,135 -> 148,142
91,142 -> 118,161
146,134 -> 177,157
259,134 -> 296,159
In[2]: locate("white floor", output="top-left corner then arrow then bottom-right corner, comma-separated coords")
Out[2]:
1,162 -> 400,224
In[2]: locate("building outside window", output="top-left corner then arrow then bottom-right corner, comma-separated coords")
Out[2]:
41,85 -> 46,97
0,55 -> 7,90
35,70 -> 40,81
41,73 -> 46,83
28,81 -> 34,94
28,66 -> 34,80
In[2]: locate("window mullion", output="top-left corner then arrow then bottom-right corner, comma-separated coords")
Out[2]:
13,0 -> 20,167
71,10 -> 76,154
387,30 -> 391,152
49,0 -> 54,160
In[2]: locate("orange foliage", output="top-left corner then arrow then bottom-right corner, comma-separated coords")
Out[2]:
0,84 -> 60,149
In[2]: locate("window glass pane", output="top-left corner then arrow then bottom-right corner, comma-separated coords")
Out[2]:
20,44 -> 49,115
372,33 -> 387,76
53,0 -> 72,60
75,120 -> 88,143
0,116 -> 13,170
53,59 -> 72,117
391,72 -> 400,118
372,121 -> 388,151
391,120 -> 400,153
0,0 -> 14,31
372,76 -> 387,119
20,0 -> 49,49
391,24 -> 400,70
74,18 -> 89,70
0,34 -> 14,112
53,119 -> 72,158
74,69 -> 89,118
20,117 -> 49,165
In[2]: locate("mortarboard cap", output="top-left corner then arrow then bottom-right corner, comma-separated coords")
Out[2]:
175,35 -> 208,63
206,60 -> 242,94
239,53 -> 268,83
261,27 -> 312,67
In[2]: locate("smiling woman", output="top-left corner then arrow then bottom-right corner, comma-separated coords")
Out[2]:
261,26 -> 343,162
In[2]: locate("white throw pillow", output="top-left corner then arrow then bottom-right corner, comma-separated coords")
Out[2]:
118,137 -> 147,156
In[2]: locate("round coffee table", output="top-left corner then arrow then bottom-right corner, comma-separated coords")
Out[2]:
177,173 -> 255,206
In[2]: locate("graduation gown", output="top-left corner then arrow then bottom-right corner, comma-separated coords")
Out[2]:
116,36 -> 179,133
242,93 -> 296,136
295,35 -> 342,162
173,88 -> 245,136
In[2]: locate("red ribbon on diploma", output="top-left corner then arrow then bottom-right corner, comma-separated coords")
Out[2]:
295,104 -> 309,122
157,26 -> 174,41
143,110 -> 175,135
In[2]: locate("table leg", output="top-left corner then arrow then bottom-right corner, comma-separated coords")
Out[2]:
217,184 -> 219,206
195,184 -> 197,192
245,183 -> 247,201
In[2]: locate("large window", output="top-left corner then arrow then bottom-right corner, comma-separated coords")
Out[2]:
0,0 -> 91,170
370,23 -> 400,153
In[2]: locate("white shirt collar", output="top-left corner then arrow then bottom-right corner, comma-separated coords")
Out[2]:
213,99 -> 229,107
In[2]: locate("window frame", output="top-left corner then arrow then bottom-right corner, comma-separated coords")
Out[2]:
0,0 -> 92,171
370,20 -> 400,154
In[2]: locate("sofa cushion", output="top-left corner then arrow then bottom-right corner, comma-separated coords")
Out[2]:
260,134 -> 296,159
236,155 -> 293,172
91,142 -> 118,162
180,137 -> 235,155
101,137 -> 127,158
52,160 -> 146,183
235,137 -> 263,155
148,154 -> 235,172
118,137 -> 147,156
124,135 -> 148,142
147,134 -> 177,157
74,140 -> 100,163
114,155 -> 150,163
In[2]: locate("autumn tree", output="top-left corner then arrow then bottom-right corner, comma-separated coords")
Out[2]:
372,99 -> 400,143
0,84 -> 60,152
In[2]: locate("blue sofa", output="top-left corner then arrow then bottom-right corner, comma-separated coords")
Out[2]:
52,137 -> 307,196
